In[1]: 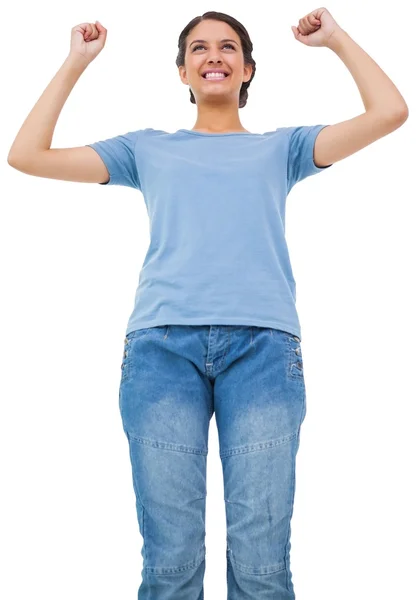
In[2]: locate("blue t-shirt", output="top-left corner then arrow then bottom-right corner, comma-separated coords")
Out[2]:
86,126 -> 332,340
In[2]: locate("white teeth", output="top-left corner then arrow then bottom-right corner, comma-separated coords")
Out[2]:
204,73 -> 227,79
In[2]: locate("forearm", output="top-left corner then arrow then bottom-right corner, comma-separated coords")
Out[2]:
327,28 -> 408,118
8,55 -> 89,162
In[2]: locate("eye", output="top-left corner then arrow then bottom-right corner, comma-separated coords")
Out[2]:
192,43 -> 235,52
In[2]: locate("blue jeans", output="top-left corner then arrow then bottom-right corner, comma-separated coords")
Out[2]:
119,325 -> 306,599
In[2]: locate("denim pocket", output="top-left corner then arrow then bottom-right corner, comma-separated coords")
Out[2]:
284,333 -> 304,382
120,329 -> 152,383
120,333 -> 134,382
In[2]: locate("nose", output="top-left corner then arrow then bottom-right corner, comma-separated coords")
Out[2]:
207,59 -> 224,68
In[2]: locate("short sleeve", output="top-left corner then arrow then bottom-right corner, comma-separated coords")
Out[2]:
85,130 -> 141,189
286,124 -> 332,193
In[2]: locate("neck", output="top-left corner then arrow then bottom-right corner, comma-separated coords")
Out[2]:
191,106 -> 248,134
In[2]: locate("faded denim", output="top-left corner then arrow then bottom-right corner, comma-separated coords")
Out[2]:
119,324 -> 306,599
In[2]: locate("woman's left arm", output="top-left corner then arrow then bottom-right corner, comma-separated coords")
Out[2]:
292,8 -> 409,168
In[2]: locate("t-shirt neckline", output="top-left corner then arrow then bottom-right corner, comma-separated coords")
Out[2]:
177,129 -> 259,136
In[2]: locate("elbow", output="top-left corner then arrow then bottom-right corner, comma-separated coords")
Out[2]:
7,153 -> 30,171
389,104 -> 409,125
7,153 -> 22,168
375,105 -> 409,134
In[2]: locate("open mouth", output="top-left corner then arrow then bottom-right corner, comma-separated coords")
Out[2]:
202,73 -> 230,80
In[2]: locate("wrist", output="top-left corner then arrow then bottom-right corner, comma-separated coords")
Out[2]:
325,27 -> 348,52
65,53 -> 91,72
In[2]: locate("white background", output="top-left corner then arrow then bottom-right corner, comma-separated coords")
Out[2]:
2,1 -> 415,598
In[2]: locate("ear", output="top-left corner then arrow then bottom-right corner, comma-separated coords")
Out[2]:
243,64 -> 253,83
178,66 -> 188,84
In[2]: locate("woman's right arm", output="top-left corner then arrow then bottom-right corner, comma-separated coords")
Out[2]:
7,21 -> 110,184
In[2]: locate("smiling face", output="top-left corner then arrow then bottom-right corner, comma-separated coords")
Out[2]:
179,19 -> 253,105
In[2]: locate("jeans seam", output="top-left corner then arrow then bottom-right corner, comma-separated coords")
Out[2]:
220,431 -> 298,459
144,543 -> 206,574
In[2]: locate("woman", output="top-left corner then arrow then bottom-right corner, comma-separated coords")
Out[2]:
7,8 -> 408,599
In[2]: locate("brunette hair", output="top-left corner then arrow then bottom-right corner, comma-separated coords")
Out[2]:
175,11 -> 256,108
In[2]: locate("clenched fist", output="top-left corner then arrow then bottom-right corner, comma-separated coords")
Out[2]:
69,21 -> 107,65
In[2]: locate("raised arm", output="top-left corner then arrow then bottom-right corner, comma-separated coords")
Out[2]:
291,8 -> 409,168
7,21 -> 111,184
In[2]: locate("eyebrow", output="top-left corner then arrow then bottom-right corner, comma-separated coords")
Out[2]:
189,38 -> 239,49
